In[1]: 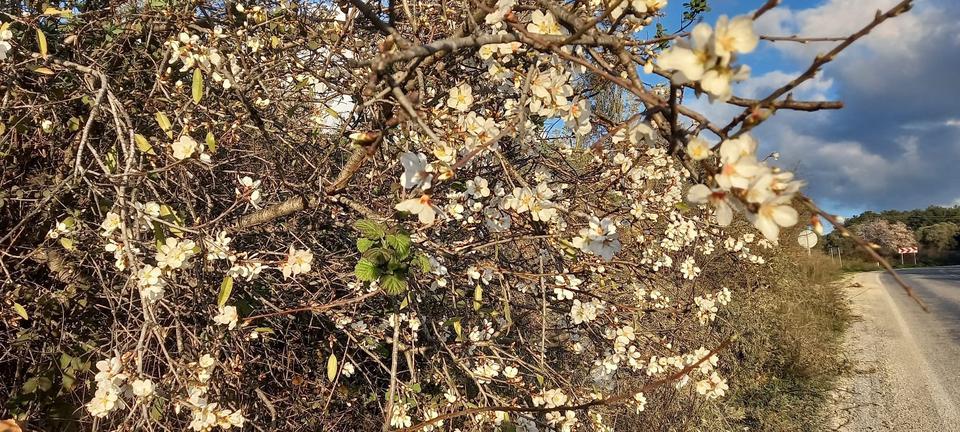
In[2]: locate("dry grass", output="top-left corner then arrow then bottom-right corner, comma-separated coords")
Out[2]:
699,249 -> 852,431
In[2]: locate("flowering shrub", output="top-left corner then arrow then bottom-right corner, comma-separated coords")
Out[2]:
0,0 -> 910,430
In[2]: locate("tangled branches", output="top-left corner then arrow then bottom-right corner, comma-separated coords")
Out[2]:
0,0 -> 910,430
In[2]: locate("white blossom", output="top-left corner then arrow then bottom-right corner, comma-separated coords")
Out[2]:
396,195 -> 439,224
281,245 -> 313,279
213,305 -> 239,330
171,135 -> 198,160
131,379 -> 155,398
446,83 -> 474,112
399,152 -> 433,190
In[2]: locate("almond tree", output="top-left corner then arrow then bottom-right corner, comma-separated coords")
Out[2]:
852,219 -> 917,253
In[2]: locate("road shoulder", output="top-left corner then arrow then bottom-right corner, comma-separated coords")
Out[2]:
829,272 -> 958,431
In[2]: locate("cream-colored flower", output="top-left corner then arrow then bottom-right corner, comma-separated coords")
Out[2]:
571,216 -> 621,261
213,305 -> 239,330
570,299 -> 599,324
715,154 -> 762,191
281,245 -> 313,279
433,142 -> 457,163
236,176 -> 262,206
749,195 -> 798,242
399,151 -> 433,190
396,195 -> 440,224
527,10 -> 563,36
155,238 -> 196,269
657,23 -> 714,83
86,387 -> 119,417
711,15 -> 758,63
100,212 -> 122,236
484,0 -> 516,24
0,26 -> 12,61
699,64 -> 750,102
446,83 -> 474,112
719,134 -> 757,164
687,184 -> 734,226
685,136 -> 711,161
171,135 -> 198,160
131,378 -> 155,398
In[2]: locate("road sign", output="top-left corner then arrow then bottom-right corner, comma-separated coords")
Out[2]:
797,229 -> 818,249
897,246 -> 918,265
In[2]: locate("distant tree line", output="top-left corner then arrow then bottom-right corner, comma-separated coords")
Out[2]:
824,206 -> 960,265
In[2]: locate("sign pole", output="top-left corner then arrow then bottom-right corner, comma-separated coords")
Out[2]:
900,252 -> 904,265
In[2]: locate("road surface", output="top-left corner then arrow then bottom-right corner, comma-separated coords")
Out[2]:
831,266 -> 960,431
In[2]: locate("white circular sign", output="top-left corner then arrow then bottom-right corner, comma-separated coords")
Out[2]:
797,229 -> 818,249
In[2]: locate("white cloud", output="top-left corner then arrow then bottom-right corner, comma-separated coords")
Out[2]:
675,0 -> 960,211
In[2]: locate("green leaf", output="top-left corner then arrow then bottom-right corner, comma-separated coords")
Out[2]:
36,29 -> 48,59
413,253 -> 431,273
473,285 -> 483,311
59,237 -> 76,251
363,247 -> 392,264
13,302 -> 28,320
385,233 -> 411,257
105,150 -> 118,173
452,319 -> 463,341
135,134 -> 155,155
327,354 -> 338,381
155,112 -> 172,138
205,131 -> 216,153
22,377 -> 39,394
356,238 -> 374,253
354,258 -> 379,282
62,369 -> 77,391
59,353 -> 73,369
381,274 -> 407,296
22,376 -> 51,394
150,398 -> 164,420
217,276 -> 234,308
410,382 -> 422,393
153,222 -> 166,247
192,68 -> 203,103
353,219 -> 386,239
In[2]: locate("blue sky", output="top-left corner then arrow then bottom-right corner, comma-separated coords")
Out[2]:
652,0 -> 960,220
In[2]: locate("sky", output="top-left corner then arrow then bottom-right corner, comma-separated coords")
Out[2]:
657,0 -> 960,220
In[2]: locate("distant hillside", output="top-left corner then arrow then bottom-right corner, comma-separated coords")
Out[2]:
827,205 -> 960,265
844,206 -> 960,231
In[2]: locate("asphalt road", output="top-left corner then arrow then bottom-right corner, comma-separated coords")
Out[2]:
832,266 -> 960,431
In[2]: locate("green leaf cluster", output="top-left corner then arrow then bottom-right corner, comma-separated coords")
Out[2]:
352,219 -> 429,296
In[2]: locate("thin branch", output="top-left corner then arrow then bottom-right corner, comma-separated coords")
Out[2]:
397,336 -> 736,432
727,0 -> 913,135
